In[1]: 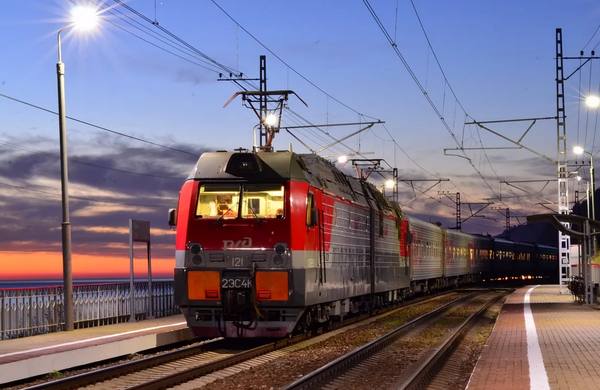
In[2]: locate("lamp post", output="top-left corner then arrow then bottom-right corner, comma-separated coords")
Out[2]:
57,5 -> 100,331
574,145 -> 595,221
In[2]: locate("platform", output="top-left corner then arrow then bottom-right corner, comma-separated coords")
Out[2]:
467,284 -> 600,390
0,314 -> 192,385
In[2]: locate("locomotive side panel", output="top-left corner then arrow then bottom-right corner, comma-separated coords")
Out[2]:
373,213 -> 409,294
291,182 -> 409,307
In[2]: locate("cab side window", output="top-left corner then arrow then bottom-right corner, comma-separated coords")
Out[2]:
306,193 -> 317,227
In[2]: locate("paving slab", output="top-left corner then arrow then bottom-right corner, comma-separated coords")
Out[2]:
468,285 -> 600,390
0,314 -> 192,384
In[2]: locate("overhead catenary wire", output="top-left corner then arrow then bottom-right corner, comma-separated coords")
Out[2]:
110,1 -> 374,161
106,6 -> 224,73
577,57 -> 583,144
408,0 -> 468,116
112,0 -> 243,77
584,60 -> 594,147
592,74 -> 600,152
109,0 -> 498,220
362,0 -> 500,203
208,0 -> 381,121
582,23 -> 600,51
0,92 -> 197,158
106,17 -> 222,73
408,0 -> 507,208
0,180 -> 174,209
110,0 -> 446,195
0,139 -> 184,181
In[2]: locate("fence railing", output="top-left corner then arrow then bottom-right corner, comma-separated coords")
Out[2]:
0,281 -> 178,340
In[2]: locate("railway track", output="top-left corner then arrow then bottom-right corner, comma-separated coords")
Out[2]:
21,291 -> 461,390
395,292 -> 505,390
284,290 -> 508,390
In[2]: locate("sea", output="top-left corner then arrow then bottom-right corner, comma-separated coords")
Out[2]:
0,278 -> 174,289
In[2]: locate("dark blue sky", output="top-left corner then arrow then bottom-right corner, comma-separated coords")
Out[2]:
1,0 -> 600,235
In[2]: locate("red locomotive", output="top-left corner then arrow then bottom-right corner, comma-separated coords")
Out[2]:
170,150 -> 557,338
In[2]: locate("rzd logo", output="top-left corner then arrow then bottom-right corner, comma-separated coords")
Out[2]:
223,237 -> 252,249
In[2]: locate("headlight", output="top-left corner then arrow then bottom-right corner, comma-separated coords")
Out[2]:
275,243 -> 287,255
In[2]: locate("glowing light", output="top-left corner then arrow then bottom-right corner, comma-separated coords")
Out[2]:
385,179 -> 395,189
337,155 -> 348,164
263,112 -> 279,128
573,145 -> 585,156
70,5 -> 99,32
585,95 -> 600,109
577,175 -> 582,182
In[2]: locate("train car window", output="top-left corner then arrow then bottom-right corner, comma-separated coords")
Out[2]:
242,184 -> 284,218
196,184 -> 240,219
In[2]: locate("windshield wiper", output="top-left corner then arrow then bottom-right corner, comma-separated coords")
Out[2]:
217,206 -> 236,223
247,205 -> 259,219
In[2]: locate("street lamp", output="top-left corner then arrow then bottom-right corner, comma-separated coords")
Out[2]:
57,4 -> 100,331
574,145 -> 595,221
585,95 -> 600,109
337,155 -> 348,164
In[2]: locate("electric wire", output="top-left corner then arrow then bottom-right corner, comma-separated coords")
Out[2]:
111,0 -> 502,223
112,0 -> 242,77
409,0 -> 507,207
106,17 -> 222,73
0,139 -> 184,181
208,0 -> 381,121
592,72 -> 600,152
362,0 -> 500,202
0,92 -> 197,157
584,60 -> 594,147
111,1 -> 383,169
107,6 -> 223,72
0,180 -> 173,209
577,58 -> 583,144
582,23 -> 600,51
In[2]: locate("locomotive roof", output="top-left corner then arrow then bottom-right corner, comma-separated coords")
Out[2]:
189,150 -> 399,214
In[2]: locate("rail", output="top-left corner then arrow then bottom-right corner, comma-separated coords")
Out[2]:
283,293 -> 473,390
0,281 -> 177,340
396,292 -> 506,389
26,291 -> 459,389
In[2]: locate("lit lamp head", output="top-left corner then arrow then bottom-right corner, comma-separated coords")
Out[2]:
70,5 -> 100,32
385,179 -> 395,189
585,95 -> 600,109
573,145 -> 585,156
577,175 -> 582,182
263,112 -> 279,128
337,155 -> 348,164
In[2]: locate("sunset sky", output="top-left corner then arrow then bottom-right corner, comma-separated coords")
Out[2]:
1,0 -> 599,279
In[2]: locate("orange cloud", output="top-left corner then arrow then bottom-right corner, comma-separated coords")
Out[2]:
0,251 -> 174,280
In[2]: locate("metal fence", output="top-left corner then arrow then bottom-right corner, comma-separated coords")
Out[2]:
0,281 -> 178,340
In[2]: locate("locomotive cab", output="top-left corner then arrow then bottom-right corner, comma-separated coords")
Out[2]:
173,151 -> 305,337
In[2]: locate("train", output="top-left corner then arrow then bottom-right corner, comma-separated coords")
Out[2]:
170,150 -> 557,338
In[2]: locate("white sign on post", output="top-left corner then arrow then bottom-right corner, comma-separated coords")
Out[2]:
129,219 -> 152,322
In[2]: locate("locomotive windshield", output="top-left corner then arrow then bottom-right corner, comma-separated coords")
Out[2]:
196,183 -> 284,219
